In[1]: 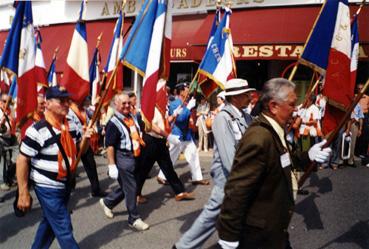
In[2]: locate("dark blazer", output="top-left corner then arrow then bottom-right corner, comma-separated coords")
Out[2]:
217,114 -> 310,249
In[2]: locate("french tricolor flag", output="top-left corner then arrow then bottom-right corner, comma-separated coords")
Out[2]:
61,0 -> 89,105
0,1 -> 37,138
156,0 -> 172,116
34,29 -> 48,93
103,10 -> 124,107
47,55 -> 58,87
300,0 -> 352,135
350,14 -> 359,87
198,7 -> 236,92
89,47 -> 101,106
121,0 -> 168,127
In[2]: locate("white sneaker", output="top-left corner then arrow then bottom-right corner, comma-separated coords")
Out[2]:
0,183 -> 10,191
129,218 -> 149,231
366,164 -> 369,168
99,198 -> 114,219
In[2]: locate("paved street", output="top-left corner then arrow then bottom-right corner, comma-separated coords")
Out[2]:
1,151 -> 369,249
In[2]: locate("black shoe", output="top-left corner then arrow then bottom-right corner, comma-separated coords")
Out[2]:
91,191 -> 108,198
0,197 -> 4,203
297,189 -> 309,195
172,245 -> 177,249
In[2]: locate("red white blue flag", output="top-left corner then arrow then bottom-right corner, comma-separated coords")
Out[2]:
198,7 -> 236,96
301,0 -> 352,135
121,0 -> 169,127
0,1 -> 37,137
350,14 -> 359,87
61,0 -> 90,105
34,29 -> 48,93
103,10 -> 124,107
47,55 -> 58,87
89,48 -> 101,106
156,0 -> 172,117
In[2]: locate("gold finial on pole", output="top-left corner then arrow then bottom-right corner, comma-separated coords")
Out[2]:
96,32 -> 103,48
225,0 -> 233,8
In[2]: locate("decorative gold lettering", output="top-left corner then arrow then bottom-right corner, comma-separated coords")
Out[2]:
182,48 -> 187,58
191,0 -> 202,8
259,45 -> 273,57
176,49 -> 183,58
101,2 -> 110,16
178,0 -> 189,9
113,1 -> 122,14
290,46 -> 303,57
170,48 -> 176,58
242,46 -> 258,57
127,0 -> 136,13
206,0 -> 216,7
233,46 -> 241,58
275,46 -> 291,57
236,0 -> 250,4
359,45 -> 368,58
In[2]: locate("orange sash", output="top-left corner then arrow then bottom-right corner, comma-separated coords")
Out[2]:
45,111 -> 77,180
123,116 -> 145,157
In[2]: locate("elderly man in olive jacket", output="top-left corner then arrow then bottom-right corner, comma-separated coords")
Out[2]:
217,78 -> 332,249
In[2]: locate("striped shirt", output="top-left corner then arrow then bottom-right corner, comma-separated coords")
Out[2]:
20,119 -> 81,189
105,112 -> 141,152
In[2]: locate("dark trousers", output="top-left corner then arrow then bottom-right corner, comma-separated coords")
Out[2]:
136,134 -> 185,196
104,151 -> 140,224
81,146 -> 101,194
355,113 -> 369,157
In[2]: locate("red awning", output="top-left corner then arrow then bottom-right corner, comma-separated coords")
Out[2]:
0,5 -> 368,67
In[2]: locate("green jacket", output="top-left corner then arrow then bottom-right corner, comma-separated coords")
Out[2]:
217,115 -> 310,249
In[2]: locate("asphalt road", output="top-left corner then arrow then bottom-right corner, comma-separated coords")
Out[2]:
1,151 -> 368,249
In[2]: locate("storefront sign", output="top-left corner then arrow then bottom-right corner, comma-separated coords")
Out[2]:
170,44 -> 369,61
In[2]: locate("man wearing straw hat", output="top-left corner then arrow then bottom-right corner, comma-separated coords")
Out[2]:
174,78 -> 255,249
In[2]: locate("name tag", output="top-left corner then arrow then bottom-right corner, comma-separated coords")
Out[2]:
280,152 -> 291,168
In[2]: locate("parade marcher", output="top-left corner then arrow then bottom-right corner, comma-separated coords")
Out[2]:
135,107 -> 195,203
0,93 -> 16,191
217,78 -> 332,249
174,78 -> 255,249
355,83 -> 369,161
196,97 -> 210,152
215,91 -> 225,113
68,98 -> 106,197
157,82 -> 209,185
16,86 -> 92,249
298,95 -> 323,150
99,92 -> 149,231
345,102 -> 364,167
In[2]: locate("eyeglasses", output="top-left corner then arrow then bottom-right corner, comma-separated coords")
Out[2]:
121,102 -> 131,105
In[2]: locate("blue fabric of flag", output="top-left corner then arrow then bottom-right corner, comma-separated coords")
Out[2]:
300,0 -> 348,72
9,77 -> 17,99
0,2 -> 27,75
104,11 -> 123,72
89,48 -> 99,96
351,15 -> 359,54
198,10 -> 230,75
47,58 -> 56,86
120,0 -> 164,75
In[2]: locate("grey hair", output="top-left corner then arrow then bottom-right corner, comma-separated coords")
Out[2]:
260,78 -> 295,112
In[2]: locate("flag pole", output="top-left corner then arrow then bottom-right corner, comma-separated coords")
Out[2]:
298,77 -> 369,187
75,0 -> 153,166
288,0 -> 328,81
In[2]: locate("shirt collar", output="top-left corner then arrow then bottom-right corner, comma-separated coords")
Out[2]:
262,113 -> 287,148
230,104 -> 242,117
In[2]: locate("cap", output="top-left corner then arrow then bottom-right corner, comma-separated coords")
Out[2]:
45,86 -> 70,100
175,82 -> 189,90
217,91 -> 225,100
224,78 -> 256,96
